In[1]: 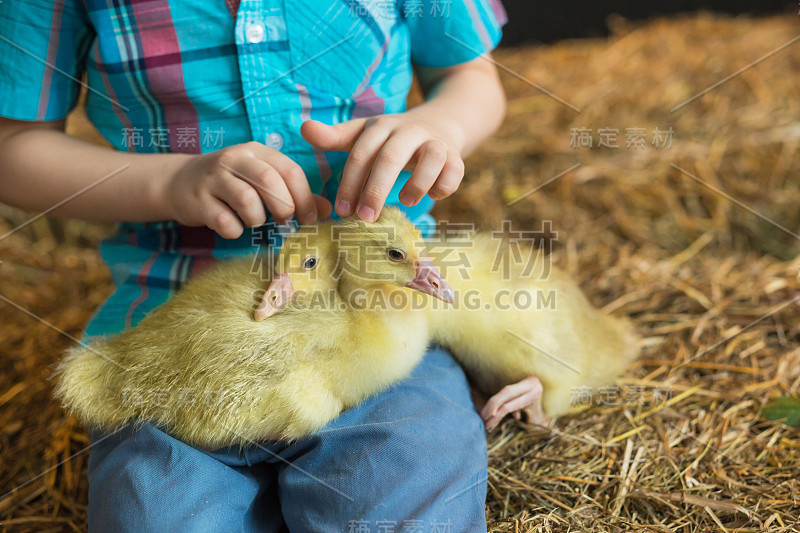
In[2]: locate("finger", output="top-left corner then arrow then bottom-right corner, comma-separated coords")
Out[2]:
300,119 -> 367,152
428,150 -> 465,201
314,195 -> 333,219
336,125 -> 392,217
266,156 -> 320,225
202,195 -> 244,239
211,172 -> 267,228
357,127 -> 429,221
398,139 -> 448,206
221,158 -> 295,224
240,143 -> 317,223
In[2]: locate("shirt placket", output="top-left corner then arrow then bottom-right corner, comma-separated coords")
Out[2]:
234,0 -> 291,153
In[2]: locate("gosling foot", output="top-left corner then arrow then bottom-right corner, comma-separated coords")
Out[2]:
480,376 -> 549,430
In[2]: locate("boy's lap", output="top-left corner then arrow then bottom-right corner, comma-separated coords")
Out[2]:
87,423 -> 281,532
271,346 -> 488,531
86,346 -> 487,531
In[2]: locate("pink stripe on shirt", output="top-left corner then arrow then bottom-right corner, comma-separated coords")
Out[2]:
125,251 -> 159,329
130,0 -> 201,153
464,0 -> 493,50
37,0 -> 66,119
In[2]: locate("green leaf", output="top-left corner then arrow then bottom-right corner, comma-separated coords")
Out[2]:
763,396 -> 800,427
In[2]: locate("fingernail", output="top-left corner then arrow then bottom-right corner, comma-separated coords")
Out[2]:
357,204 -> 375,222
398,191 -> 415,206
336,199 -> 352,216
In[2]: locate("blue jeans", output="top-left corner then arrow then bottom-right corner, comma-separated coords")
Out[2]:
86,346 -> 488,532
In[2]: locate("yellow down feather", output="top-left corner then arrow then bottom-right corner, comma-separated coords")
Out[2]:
54,208 -> 638,448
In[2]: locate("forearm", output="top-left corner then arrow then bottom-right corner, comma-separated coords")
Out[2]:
411,56 -> 506,156
0,122 -> 186,222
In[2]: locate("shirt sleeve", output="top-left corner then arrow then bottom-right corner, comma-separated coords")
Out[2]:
0,0 -> 94,121
402,0 -> 507,68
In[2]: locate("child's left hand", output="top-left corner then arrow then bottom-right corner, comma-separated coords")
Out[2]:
301,113 -> 465,221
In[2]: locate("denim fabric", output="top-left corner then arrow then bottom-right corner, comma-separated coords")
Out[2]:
87,346 -> 488,532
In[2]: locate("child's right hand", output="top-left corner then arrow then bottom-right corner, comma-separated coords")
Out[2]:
164,142 -> 332,239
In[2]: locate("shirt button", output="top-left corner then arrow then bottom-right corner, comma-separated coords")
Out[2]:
245,23 -> 265,44
266,132 -> 284,150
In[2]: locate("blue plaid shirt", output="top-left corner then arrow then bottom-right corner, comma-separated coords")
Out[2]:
0,0 -> 505,335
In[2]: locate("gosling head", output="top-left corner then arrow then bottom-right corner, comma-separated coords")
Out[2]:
254,221 -> 340,321
330,207 -> 454,307
254,208 -> 453,321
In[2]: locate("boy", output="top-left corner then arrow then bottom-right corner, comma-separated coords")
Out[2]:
0,0 -> 506,530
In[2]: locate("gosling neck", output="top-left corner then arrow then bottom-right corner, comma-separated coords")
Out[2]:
336,273 -> 405,314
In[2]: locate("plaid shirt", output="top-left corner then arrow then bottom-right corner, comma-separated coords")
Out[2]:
0,0 -> 505,336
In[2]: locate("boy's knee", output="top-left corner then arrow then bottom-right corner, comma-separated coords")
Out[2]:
87,424 -> 271,532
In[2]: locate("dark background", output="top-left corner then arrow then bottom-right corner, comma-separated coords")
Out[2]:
499,0 -> 797,44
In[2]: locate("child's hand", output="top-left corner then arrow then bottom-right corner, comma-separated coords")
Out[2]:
165,142 -> 332,239
301,114 -> 465,221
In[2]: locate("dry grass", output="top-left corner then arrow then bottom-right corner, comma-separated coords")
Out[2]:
2,12 -> 799,532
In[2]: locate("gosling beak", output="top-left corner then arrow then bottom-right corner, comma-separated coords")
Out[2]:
255,273 -> 294,321
406,258 -> 455,304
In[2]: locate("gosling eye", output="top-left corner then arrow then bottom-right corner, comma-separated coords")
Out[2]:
386,248 -> 407,262
302,257 -> 318,270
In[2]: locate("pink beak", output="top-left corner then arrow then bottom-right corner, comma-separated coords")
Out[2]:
254,272 -> 294,321
406,258 -> 455,304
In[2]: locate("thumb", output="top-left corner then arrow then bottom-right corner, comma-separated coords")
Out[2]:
301,119 -> 365,152
313,194 -> 333,219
